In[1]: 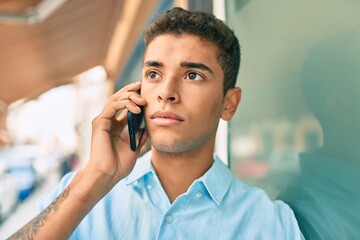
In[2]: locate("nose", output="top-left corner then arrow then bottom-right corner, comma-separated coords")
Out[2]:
157,76 -> 180,103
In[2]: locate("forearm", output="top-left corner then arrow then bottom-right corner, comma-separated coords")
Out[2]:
8,169 -> 114,240
7,82 -> 144,239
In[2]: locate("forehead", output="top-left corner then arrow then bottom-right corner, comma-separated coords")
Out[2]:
143,33 -> 220,64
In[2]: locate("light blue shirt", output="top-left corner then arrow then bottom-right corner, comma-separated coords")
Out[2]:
40,151 -> 304,239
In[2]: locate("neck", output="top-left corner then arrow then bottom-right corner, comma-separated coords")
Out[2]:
151,142 -> 215,203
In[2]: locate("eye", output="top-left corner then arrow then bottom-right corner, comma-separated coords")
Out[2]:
146,70 -> 160,80
186,72 -> 203,81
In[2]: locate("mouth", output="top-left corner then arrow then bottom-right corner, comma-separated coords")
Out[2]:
150,111 -> 184,126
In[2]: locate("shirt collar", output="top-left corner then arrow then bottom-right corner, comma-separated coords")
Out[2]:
196,155 -> 233,206
125,151 -> 153,185
125,152 -> 233,206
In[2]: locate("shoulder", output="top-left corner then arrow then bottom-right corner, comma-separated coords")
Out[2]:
223,176 -> 304,239
227,176 -> 293,212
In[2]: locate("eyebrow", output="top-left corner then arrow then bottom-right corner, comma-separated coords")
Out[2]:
143,61 -> 163,67
181,61 -> 215,76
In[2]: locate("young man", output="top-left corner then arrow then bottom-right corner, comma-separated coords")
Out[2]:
9,7 -> 304,239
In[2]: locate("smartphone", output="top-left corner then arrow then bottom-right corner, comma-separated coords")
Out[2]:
127,90 -> 145,151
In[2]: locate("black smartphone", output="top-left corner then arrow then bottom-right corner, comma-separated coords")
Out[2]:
127,90 -> 145,151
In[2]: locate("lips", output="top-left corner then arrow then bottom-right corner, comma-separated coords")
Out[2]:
150,111 -> 184,126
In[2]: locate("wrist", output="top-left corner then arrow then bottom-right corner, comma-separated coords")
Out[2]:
69,168 -> 115,205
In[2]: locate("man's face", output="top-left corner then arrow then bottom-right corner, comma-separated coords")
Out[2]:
141,33 -> 225,153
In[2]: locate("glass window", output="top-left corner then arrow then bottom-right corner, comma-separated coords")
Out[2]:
226,1 -> 360,239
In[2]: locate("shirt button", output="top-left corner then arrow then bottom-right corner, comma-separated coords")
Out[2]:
146,184 -> 152,190
195,192 -> 202,199
166,215 -> 174,223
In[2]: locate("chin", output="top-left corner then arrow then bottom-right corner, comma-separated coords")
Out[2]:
150,137 -> 208,154
151,140 -> 183,153
149,128 -> 216,154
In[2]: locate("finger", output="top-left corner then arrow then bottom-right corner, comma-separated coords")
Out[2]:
110,82 -> 142,100
98,81 -> 145,123
112,92 -> 145,106
100,96 -> 141,120
119,81 -> 141,92
113,99 -> 143,114
115,108 -> 128,121
127,93 -> 146,107
108,92 -> 146,115
99,100 -> 125,120
111,113 -> 128,136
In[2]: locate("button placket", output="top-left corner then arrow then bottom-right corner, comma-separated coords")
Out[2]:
165,215 -> 174,223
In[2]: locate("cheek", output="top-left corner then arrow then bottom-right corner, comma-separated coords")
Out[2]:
141,84 -> 155,104
187,96 -> 224,122
199,87 -> 224,110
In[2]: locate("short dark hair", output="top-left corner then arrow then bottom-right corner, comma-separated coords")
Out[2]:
144,7 -> 241,95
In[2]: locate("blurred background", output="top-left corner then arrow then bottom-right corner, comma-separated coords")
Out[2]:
0,0 -> 359,239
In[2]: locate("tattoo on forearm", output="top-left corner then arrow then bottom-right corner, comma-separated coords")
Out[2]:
7,187 -> 70,240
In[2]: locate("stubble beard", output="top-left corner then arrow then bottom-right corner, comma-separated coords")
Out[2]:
149,125 -> 218,155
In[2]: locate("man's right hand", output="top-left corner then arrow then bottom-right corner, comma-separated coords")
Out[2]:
7,82 -> 148,240
84,81 -> 147,193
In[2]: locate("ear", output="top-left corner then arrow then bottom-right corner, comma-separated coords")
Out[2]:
221,87 -> 241,121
